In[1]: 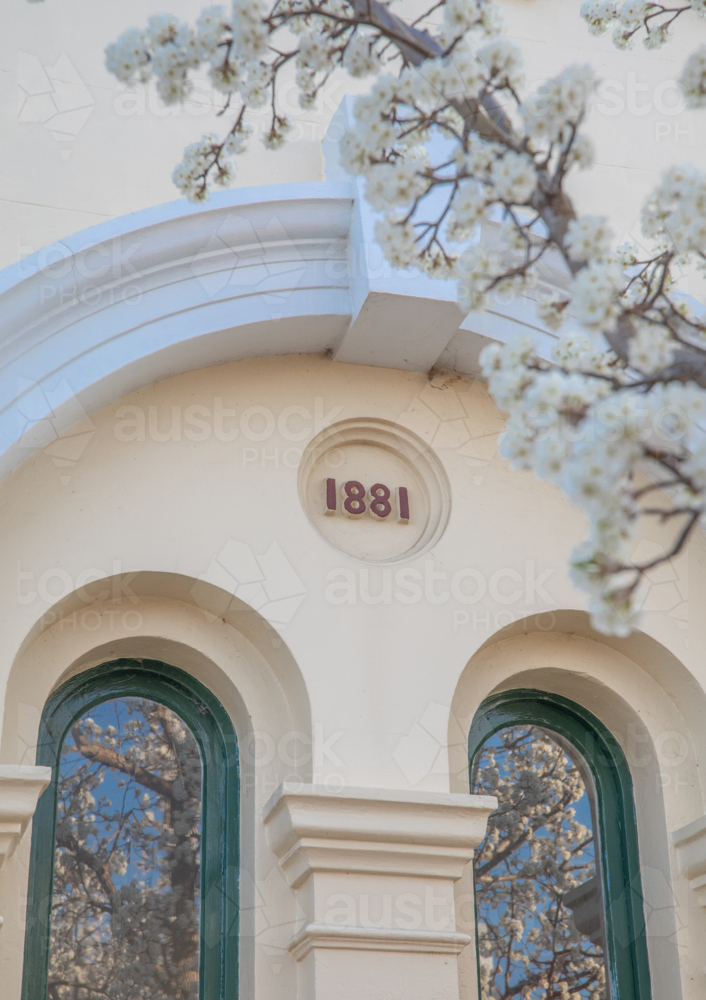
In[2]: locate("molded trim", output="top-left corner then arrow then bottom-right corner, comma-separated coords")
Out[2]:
287,923 -> 471,959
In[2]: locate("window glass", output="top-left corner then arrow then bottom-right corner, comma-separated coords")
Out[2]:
48,697 -> 203,1000
471,724 -> 608,1000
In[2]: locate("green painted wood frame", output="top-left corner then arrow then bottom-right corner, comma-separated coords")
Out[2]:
468,689 -> 652,1000
21,657 -> 239,1000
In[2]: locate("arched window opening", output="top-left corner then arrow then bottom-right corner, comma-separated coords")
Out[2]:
50,697 -> 203,1000
469,691 -> 651,1000
22,659 -> 239,1000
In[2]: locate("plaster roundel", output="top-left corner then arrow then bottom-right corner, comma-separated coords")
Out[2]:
298,418 -> 451,563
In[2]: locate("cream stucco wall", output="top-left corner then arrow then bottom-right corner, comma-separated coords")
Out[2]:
5,1 -> 706,996
0,353 -> 704,997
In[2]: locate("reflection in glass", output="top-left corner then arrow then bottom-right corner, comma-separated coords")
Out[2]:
472,725 -> 608,1000
48,698 -> 203,1000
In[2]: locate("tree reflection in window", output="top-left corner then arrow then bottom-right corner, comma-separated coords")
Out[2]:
471,725 -> 609,1000
48,697 -> 203,1000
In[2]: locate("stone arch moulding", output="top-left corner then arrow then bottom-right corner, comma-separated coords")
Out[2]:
448,610 -> 706,1000
2,570 -> 312,768
0,165 -> 566,486
0,571 -> 314,1000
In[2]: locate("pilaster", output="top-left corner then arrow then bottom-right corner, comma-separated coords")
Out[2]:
263,783 -> 496,1000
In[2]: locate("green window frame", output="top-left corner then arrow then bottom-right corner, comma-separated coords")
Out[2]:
21,657 -> 239,1000
468,689 -> 652,1000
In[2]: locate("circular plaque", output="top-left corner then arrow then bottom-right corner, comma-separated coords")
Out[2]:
298,418 -> 451,563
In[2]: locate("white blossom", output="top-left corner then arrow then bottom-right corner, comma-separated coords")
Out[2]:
105,28 -> 151,84
343,32 -> 380,77
490,151 -> 537,203
375,216 -> 419,269
231,0 -> 268,59
521,64 -> 596,144
565,215 -> 613,262
628,322 -> 676,374
580,0 -> 617,35
447,180 -> 488,239
478,39 -> 523,89
570,262 -> 621,331
681,45 -> 706,107
365,158 -> 428,210
643,164 -> 706,253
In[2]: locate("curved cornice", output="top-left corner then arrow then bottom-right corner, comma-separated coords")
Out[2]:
0,182 -> 357,481
0,169 -> 560,482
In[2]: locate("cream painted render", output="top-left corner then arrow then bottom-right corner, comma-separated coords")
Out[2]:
0,350 -> 704,999
4,0 -> 706,998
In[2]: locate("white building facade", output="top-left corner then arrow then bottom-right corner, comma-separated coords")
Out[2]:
3,2 -> 706,999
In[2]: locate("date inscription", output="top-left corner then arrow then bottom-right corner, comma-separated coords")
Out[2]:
323,479 -> 409,523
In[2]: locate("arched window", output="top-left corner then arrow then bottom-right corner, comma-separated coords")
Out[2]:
469,690 -> 651,1000
22,658 -> 239,1000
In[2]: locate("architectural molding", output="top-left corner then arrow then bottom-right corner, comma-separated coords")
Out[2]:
263,781 -> 495,981
0,108 -> 567,485
287,923 -> 471,960
673,815 -> 706,905
263,782 -> 497,889
0,765 -> 52,867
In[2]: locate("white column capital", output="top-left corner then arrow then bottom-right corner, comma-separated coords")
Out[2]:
673,814 -> 706,905
0,765 -> 52,867
263,782 -> 497,889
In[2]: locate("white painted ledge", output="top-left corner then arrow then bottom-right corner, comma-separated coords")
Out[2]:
263,782 -> 497,889
0,765 -> 52,866
673,815 -> 706,905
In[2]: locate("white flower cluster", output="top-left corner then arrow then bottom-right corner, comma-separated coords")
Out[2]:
628,321 -> 677,375
581,0 -> 706,52
343,32 -> 380,78
681,45 -> 706,108
477,39 -> 523,91
579,0 -> 617,35
374,217 -> 419,269
337,32 -> 586,303
491,150 -> 537,203
457,246 -> 492,312
570,262 -> 622,331
441,0 -> 501,45
365,157 -> 429,211
231,0 -> 268,60
447,180 -> 488,240
481,333 -> 706,634
565,215 -> 613,263
521,64 -> 596,144
643,164 -> 706,254
172,133 -> 241,201
106,10 -> 232,104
